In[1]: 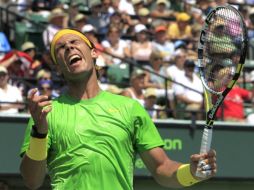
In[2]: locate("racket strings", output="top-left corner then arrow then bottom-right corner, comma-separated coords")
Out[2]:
201,7 -> 243,93
203,56 -> 234,92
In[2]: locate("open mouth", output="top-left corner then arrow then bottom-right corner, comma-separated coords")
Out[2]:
69,55 -> 82,65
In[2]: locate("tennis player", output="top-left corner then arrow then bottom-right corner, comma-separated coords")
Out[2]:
19,29 -> 217,190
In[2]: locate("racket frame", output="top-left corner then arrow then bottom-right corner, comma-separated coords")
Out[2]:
196,4 -> 248,178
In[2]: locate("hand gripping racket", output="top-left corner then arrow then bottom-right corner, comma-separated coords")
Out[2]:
196,4 -> 248,178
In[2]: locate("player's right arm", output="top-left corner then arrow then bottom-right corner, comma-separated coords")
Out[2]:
20,88 -> 52,189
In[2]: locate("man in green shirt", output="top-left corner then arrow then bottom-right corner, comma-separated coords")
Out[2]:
20,29 -> 217,190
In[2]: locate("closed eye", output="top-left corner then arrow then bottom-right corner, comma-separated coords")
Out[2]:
56,44 -> 65,52
70,39 -> 80,45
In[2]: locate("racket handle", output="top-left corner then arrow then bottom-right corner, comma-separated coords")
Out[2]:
195,127 -> 213,178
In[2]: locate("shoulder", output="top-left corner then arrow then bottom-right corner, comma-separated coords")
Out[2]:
119,39 -> 129,46
168,23 -> 178,29
7,84 -> 21,93
104,91 -> 143,108
103,90 -> 133,103
101,40 -> 110,47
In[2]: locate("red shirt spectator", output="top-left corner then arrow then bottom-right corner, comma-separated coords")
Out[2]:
216,86 -> 252,122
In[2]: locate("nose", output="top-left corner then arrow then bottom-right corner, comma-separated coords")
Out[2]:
65,42 -> 74,50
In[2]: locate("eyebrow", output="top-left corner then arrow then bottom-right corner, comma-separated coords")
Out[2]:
56,36 -> 81,45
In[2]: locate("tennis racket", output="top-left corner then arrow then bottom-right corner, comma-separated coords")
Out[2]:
196,4 -> 248,178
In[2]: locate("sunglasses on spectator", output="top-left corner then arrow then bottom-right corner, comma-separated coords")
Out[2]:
153,57 -> 163,61
39,77 -> 51,80
24,48 -> 35,53
40,87 -> 52,90
0,73 -> 7,77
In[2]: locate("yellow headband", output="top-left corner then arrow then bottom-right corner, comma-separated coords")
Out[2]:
50,28 -> 92,64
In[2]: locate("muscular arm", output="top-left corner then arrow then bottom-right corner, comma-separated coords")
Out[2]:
20,88 -> 52,189
140,147 -> 183,188
140,147 -> 217,188
20,155 -> 47,189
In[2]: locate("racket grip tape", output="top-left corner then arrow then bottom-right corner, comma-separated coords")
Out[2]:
199,127 -> 213,154
195,127 -> 213,178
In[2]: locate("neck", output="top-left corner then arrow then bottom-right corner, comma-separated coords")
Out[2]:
66,72 -> 101,100
153,64 -> 160,71
185,73 -> 193,81
131,87 -> 143,96
0,84 -> 7,90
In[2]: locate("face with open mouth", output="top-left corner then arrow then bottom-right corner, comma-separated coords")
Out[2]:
54,33 -> 97,81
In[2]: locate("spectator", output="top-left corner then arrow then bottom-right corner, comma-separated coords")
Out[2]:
144,50 -> 167,89
21,41 -> 42,77
82,24 -> 108,68
166,48 -> 186,81
38,79 -> 59,100
144,87 -> 167,119
87,0 -> 110,35
0,51 -> 33,78
172,60 -> 204,119
73,13 -> 87,32
101,0 -> 115,14
121,68 -> 146,105
101,25 -> 131,65
82,24 -> 99,46
143,51 -> 175,117
105,84 -> 124,95
27,69 -> 59,100
108,11 -> 131,34
167,12 -> 193,41
111,0 -> 121,12
68,2 -> 81,27
0,52 -> 18,69
43,8 -> 68,50
36,69 -> 52,81
150,0 -> 173,19
183,0 -> 197,14
0,66 -> 24,114
130,24 -> 152,64
132,0 -> 145,15
152,25 -> 175,62
96,62 -> 109,84
110,11 -> 124,28
246,71 -> 254,124
197,0 -> 216,15
247,7 -> 254,40
216,69 -> 253,122
208,19 -> 237,57
137,8 -> 153,30
0,32 -> 11,60
118,0 -> 135,15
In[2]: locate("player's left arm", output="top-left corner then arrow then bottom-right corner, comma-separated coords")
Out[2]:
139,147 -> 217,188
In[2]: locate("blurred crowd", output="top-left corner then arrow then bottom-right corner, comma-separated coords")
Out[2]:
0,0 -> 254,124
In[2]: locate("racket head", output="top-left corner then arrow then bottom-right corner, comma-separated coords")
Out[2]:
198,5 -> 248,96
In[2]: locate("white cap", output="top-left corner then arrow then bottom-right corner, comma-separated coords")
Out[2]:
184,0 -> 196,5
156,0 -> 170,8
144,88 -> 157,98
173,48 -> 185,57
132,0 -> 143,5
134,24 -> 147,33
0,66 -> 8,74
82,24 -> 97,33
250,7 -> 254,15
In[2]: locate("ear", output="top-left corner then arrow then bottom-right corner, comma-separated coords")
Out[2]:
91,48 -> 98,59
